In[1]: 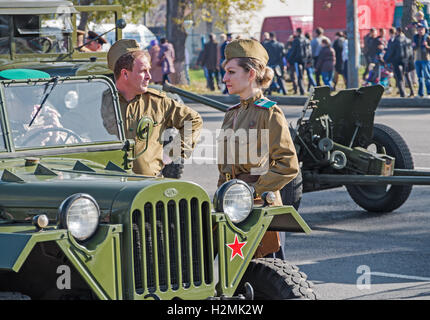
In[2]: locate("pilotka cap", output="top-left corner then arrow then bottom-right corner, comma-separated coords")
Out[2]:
107,39 -> 141,70
224,39 -> 269,65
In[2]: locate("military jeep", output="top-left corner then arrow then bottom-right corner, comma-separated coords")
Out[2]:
0,0 -> 123,77
0,74 -> 315,300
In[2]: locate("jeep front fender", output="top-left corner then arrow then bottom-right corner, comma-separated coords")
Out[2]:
213,205 -> 311,296
0,224 -> 123,300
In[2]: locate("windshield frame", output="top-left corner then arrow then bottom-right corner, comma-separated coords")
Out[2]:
0,75 -> 125,155
0,4 -> 123,61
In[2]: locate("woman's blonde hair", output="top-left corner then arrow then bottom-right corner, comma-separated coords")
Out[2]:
223,57 -> 274,89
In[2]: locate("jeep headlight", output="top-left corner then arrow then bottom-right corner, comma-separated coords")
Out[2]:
213,180 -> 254,224
58,194 -> 100,241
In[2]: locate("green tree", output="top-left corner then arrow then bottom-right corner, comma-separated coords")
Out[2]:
402,0 -> 424,38
166,0 -> 264,84
73,0 -> 266,84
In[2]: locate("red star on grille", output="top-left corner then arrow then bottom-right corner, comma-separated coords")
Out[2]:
226,234 -> 246,261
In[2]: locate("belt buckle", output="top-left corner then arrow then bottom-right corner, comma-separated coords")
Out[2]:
225,173 -> 231,181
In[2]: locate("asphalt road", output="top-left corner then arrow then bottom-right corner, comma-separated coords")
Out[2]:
181,102 -> 430,300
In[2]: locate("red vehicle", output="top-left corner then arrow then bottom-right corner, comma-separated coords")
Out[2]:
260,15 -> 313,44
313,0 -> 397,43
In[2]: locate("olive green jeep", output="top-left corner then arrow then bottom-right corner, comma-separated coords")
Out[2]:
0,75 -> 316,300
0,0 -> 123,77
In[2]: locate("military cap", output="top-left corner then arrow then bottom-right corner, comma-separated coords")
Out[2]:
107,39 -> 141,71
224,39 -> 269,65
87,30 -> 107,45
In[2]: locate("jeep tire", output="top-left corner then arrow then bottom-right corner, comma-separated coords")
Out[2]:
0,292 -> 31,300
237,258 -> 317,300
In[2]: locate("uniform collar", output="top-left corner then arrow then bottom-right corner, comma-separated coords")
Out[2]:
240,91 -> 263,109
118,91 -> 144,104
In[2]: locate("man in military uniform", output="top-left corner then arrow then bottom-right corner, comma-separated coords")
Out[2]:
103,39 -> 203,176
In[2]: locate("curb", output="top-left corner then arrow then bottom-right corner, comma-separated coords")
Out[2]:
183,94 -> 430,108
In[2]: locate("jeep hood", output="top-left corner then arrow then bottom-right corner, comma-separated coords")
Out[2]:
0,157 -> 207,223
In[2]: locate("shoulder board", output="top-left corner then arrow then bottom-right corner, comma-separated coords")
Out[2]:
254,98 -> 276,109
227,103 -> 240,111
146,87 -> 166,98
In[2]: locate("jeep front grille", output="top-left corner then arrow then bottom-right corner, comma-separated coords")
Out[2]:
132,198 -> 213,295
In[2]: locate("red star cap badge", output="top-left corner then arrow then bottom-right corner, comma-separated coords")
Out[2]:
226,234 -> 246,261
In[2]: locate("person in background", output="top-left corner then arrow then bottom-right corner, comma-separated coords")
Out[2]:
158,38 -> 176,84
264,32 -> 287,95
342,33 -> 348,85
78,30 -> 107,52
311,27 -> 325,86
261,32 -> 270,46
415,11 -> 429,31
184,46 -> 190,85
285,34 -> 298,94
287,28 -> 311,95
220,33 -> 233,94
332,31 -> 346,91
148,39 -> 163,84
304,32 -> 317,92
199,33 -> 220,91
412,24 -> 430,98
316,37 -> 335,91
362,28 -> 378,81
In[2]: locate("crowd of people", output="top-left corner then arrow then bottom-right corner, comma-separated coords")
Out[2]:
158,10 -> 429,98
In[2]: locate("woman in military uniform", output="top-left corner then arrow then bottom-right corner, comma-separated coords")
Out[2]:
217,39 -> 299,258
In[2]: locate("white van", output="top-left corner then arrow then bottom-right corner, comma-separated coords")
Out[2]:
89,22 -> 157,50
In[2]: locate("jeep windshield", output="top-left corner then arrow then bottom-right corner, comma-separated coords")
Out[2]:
1,77 -> 122,150
0,12 -> 73,55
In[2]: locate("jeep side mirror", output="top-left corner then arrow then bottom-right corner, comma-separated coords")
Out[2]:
115,19 -> 127,29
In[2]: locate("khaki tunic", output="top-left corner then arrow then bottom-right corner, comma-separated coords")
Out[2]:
217,92 -> 299,205
217,92 -> 299,258
102,88 -> 202,176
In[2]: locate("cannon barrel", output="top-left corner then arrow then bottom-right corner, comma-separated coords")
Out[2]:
162,83 -> 230,113
305,172 -> 430,185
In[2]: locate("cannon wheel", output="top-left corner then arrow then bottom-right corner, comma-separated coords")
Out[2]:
346,123 -> 414,213
235,258 -> 317,300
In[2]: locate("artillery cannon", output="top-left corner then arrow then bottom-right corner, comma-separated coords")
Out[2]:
163,83 -> 430,213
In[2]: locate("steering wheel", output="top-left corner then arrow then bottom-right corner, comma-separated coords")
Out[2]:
29,37 -> 54,53
21,127 -> 83,146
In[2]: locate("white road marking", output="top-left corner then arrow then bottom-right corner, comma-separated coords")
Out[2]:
370,272 -> 430,282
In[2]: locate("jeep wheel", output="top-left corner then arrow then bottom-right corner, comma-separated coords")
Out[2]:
236,258 -> 317,300
346,123 -> 414,212
0,292 -> 31,300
